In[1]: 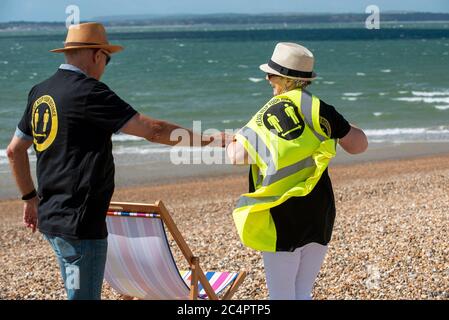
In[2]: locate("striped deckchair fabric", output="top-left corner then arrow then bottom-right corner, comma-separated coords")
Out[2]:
180,271 -> 240,299
105,201 -> 246,300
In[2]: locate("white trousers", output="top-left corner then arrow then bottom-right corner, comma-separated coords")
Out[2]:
262,242 -> 328,300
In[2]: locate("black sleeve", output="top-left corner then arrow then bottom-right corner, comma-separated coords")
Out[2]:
17,86 -> 36,137
319,100 -> 351,139
85,81 -> 138,133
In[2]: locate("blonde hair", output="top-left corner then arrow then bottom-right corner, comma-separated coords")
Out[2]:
281,78 -> 312,93
293,79 -> 312,89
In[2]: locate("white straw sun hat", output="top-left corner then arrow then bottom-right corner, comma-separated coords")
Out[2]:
259,42 -> 317,81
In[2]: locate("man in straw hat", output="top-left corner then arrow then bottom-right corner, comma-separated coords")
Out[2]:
226,42 -> 368,299
6,22 -> 224,300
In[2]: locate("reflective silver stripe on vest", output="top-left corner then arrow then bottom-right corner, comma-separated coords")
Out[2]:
240,113 -> 318,188
236,194 -> 281,208
262,156 -> 315,186
239,126 -> 277,175
301,90 -> 325,142
256,169 -> 263,186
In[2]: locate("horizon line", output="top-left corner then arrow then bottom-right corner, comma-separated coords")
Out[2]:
1,11 -> 449,24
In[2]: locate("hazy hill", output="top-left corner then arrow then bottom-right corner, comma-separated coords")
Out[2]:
1,12 -> 448,30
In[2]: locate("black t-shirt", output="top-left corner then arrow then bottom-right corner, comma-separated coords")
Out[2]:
18,69 -> 137,239
249,99 -> 351,251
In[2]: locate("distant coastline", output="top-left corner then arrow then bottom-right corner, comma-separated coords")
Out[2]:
1,12 -> 449,30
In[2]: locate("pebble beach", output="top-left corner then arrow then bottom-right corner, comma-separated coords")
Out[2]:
0,153 -> 448,300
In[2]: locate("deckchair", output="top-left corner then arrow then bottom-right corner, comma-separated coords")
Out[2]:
104,201 -> 246,300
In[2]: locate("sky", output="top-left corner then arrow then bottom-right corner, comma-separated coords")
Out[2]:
1,0 -> 449,22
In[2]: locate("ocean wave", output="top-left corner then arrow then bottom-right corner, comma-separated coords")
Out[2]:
132,92 -> 153,97
113,145 -> 172,155
365,128 -> 427,136
342,97 -> 357,101
323,81 -> 335,84
0,145 -> 216,164
0,144 -> 172,165
411,91 -> 449,97
343,92 -> 363,96
365,126 -> 449,142
112,134 -> 145,142
248,77 -> 264,83
356,72 -> 365,76
380,69 -> 391,73
373,112 -> 383,116
112,145 -> 221,156
0,149 -> 36,165
220,119 -> 245,124
0,149 -> 7,165
393,97 -> 449,104
435,105 -> 449,110
2,128 -> 448,163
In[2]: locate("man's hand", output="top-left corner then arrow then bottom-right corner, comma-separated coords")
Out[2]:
7,135 -> 38,233
223,132 -> 236,147
207,132 -> 234,148
23,197 -> 38,233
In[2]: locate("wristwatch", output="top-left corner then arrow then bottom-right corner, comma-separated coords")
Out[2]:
21,189 -> 37,201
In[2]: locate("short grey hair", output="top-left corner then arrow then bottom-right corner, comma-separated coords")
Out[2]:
63,48 -> 96,62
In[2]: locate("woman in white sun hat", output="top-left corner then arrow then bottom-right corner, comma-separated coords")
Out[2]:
227,42 -> 368,300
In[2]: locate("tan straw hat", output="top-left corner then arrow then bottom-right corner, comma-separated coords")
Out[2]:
50,22 -> 123,53
259,42 -> 316,80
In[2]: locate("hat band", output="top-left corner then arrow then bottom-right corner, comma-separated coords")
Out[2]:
268,60 -> 313,78
64,42 -> 105,47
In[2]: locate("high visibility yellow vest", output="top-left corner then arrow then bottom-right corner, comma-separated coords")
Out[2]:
233,89 -> 337,252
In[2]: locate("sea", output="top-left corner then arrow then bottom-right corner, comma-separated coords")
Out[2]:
1,22 -> 449,197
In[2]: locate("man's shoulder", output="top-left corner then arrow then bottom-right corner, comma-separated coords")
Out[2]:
57,69 -> 107,96
33,69 -> 96,90
28,70 -> 102,106
27,75 -> 55,100
86,80 -> 123,102
89,79 -> 112,92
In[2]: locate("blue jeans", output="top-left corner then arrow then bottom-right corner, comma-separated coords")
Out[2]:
43,234 -> 108,300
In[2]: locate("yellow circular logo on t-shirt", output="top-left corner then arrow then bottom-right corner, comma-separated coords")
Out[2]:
31,95 -> 58,152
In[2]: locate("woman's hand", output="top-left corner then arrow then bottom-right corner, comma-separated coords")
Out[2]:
226,138 -> 253,165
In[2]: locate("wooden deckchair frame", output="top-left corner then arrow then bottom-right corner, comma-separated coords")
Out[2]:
108,201 -> 246,300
